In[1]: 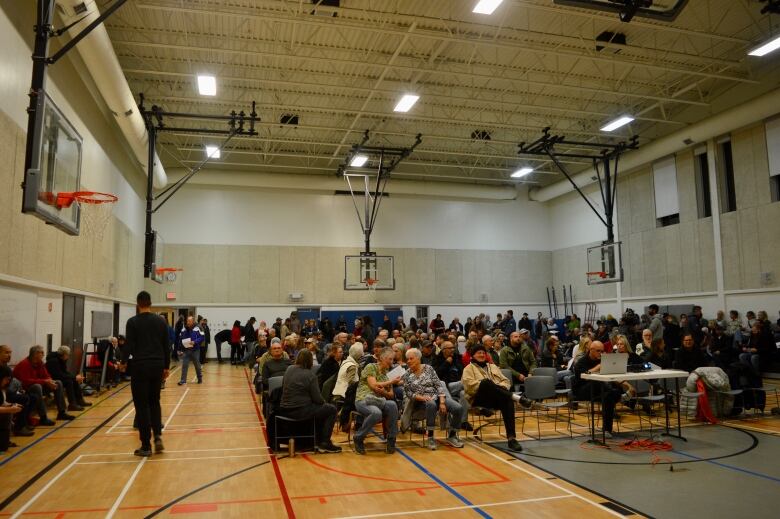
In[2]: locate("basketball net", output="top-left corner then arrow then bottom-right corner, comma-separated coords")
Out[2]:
364,277 -> 378,291
55,191 -> 118,240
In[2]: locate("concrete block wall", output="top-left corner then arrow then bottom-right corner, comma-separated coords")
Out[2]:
144,245 -> 553,306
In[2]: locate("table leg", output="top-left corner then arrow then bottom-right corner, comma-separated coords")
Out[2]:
662,377 -> 687,441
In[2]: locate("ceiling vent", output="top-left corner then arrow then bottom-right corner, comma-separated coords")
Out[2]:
471,130 -> 492,141
595,31 -> 627,53
280,114 -> 299,125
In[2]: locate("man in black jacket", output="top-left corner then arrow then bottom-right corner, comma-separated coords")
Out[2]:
45,346 -> 91,411
199,318 -> 211,364
572,341 -> 621,438
119,291 -> 170,457
214,328 -> 231,364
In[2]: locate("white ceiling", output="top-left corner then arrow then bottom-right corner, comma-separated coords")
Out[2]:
104,0 -> 780,187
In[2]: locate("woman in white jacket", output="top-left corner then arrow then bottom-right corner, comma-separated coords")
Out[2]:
331,343 -> 363,404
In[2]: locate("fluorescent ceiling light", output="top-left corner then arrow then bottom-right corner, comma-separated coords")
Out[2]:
350,155 -> 369,167
473,0 -> 504,15
748,35 -> 780,57
197,75 -> 217,96
205,145 -> 220,159
600,115 -> 634,132
394,94 -> 420,112
511,167 -> 533,178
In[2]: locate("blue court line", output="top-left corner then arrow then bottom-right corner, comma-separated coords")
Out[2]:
397,448 -> 492,519
673,450 -> 780,484
0,385 -> 129,468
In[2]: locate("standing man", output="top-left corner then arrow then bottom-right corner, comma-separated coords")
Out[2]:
119,291 -> 170,457
647,304 -> 664,341
214,328 -> 231,364
199,318 -> 211,365
503,310 -> 517,336
429,314 -> 446,336
178,316 -> 204,385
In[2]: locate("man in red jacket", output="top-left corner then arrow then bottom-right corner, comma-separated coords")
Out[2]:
12,345 -> 74,424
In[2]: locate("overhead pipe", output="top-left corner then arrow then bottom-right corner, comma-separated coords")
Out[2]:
530,86 -> 780,202
164,169 -> 521,201
58,0 -> 167,188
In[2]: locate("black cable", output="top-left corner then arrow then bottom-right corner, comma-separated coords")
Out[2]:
144,456 -> 287,518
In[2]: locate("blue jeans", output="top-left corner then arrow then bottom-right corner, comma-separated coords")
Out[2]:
416,396 -> 462,433
354,399 -> 398,441
180,349 -> 202,383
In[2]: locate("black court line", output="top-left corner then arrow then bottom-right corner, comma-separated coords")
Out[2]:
143,457 -> 285,518
0,395 -> 135,510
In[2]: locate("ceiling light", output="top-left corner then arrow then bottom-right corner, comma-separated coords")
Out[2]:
350,155 -> 368,167
511,167 -> 533,178
197,75 -> 217,96
393,94 -> 419,112
205,146 -> 220,159
600,115 -> 634,132
473,0 -> 504,15
748,34 -> 780,57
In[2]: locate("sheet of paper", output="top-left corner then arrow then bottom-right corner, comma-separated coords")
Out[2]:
385,365 -> 405,381
182,338 -> 194,348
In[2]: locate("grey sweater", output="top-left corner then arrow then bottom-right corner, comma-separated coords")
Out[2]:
280,366 -> 324,409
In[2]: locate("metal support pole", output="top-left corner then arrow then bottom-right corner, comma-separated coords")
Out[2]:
546,287 -> 553,318
143,125 -> 156,278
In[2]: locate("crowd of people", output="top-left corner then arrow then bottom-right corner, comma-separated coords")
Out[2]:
2,303 -> 777,456
248,305 -> 779,451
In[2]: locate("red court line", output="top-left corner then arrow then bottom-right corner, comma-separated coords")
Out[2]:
446,445 -> 511,482
244,368 -> 296,519
301,454 -> 431,484
170,503 -> 218,513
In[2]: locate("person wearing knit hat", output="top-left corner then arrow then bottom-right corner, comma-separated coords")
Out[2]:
461,343 -> 532,452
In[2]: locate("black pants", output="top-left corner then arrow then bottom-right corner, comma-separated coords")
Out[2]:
230,342 -> 239,364
61,378 -> 84,406
199,344 -> 208,364
6,390 -> 34,431
575,382 -> 622,432
215,341 -> 224,362
472,379 -> 517,438
130,361 -> 164,447
0,415 -> 11,451
279,403 -> 337,445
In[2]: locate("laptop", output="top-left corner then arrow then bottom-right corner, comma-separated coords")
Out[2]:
600,352 -> 628,375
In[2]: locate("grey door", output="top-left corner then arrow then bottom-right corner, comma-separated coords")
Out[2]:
62,294 -> 85,373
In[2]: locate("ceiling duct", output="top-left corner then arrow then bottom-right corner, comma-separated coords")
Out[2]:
553,0 -> 690,23
57,0 -> 167,188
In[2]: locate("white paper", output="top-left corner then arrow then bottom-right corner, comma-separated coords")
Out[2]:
385,365 -> 406,381
182,338 -> 194,349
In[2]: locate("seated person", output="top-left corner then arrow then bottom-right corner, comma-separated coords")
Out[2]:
739,322 -> 774,379
419,341 -> 436,365
0,345 -> 35,436
461,344 -> 530,452
257,338 -> 290,377
571,340 -> 622,438
1,365 -> 24,453
673,334 -> 708,373
708,325 -> 736,368
353,348 -> 401,455
401,348 -> 464,450
358,339 -> 384,371
279,350 -> 341,454
45,346 -> 92,411
96,338 -> 120,386
612,334 -> 642,406
647,339 -> 672,369
261,341 -> 293,383
304,337 -> 322,365
635,329 -> 653,359
539,336 -> 572,385
332,344 -> 362,405
317,343 -> 343,389
499,331 -> 537,387
12,345 -> 74,423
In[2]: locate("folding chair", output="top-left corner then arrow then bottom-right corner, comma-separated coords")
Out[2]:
521,376 -> 572,440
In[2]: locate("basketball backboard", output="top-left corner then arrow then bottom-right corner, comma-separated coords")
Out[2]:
22,90 -> 83,235
586,241 -> 623,285
345,254 -> 395,290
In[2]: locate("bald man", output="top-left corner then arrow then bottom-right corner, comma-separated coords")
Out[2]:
571,340 -> 622,438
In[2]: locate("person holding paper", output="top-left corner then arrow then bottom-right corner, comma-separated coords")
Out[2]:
178,316 -> 204,385
353,348 -> 401,455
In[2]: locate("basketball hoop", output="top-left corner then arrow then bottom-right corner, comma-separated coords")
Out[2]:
364,277 -> 378,291
155,267 -> 183,283
586,271 -> 608,284
53,191 -> 118,240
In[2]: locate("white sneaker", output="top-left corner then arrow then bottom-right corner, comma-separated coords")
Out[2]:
447,434 -> 464,448
427,437 -> 437,450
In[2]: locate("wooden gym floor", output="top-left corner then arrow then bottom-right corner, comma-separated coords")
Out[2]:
1,363 -> 778,519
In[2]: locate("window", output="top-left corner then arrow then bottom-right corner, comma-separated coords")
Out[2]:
767,117 -> 780,202
694,151 -> 712,218
718,140 -> 737,213
653,155 -> 679,227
